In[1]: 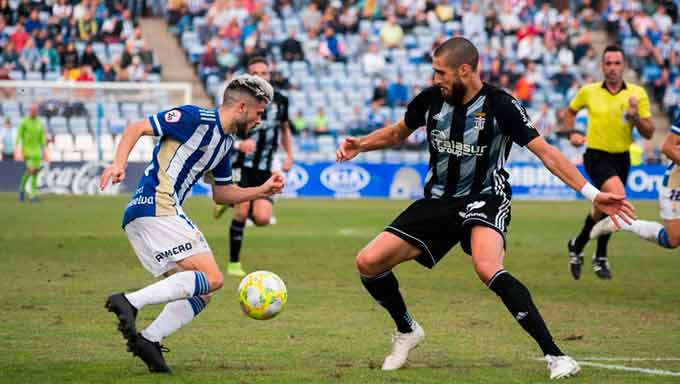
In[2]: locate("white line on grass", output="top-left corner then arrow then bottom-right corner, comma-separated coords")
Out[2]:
578,357 -> 680,362
577,362 -> 680,377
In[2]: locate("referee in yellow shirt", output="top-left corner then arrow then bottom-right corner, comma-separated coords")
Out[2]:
564,45 -> 655,280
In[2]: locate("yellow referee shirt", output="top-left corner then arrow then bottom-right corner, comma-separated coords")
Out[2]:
569,81 -> 651,153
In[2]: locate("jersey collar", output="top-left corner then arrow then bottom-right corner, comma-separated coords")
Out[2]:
214,107 -> 227,136
601,80 -> 627,94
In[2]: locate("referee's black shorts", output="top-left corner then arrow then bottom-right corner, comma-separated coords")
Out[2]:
384,194 -> 511,269
583,148 -> 630,189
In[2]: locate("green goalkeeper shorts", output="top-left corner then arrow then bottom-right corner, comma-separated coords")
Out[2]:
24,156 -> 41,170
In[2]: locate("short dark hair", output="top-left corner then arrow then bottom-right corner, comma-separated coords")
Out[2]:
247,56 -> 269,69
602,45 -> 625,60
432,37 -> 479,71
222,74 -> 274,106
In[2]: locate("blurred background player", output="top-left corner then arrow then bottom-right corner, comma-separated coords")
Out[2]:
590,114 -> 680,249
563,46 -> 655,280
101,75 -> 283,373
213,57 -> 294,277
16,104 -> 46,202
337,37 -> 635,380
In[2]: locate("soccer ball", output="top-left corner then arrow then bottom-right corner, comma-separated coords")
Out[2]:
238,271 -> 287,320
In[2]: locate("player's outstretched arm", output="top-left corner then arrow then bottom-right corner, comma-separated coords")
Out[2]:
99,120 -> 154,191
212,173 -> 285,205
527,136 -> 636,226
336,120 -> 412,162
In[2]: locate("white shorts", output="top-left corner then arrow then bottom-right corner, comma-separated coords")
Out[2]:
659,186 -> 680,220
125,215 -> 212,277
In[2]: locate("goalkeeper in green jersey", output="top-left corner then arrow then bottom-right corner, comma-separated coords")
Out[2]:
17,104 -> 46,202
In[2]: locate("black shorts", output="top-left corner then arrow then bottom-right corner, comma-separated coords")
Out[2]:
235,167 -> 274,203
384,194 -> 511,269
583,148 -> 630,189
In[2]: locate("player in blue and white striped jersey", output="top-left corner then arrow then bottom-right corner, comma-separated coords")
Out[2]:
99,75 -> 284,373
591,112 -> 680,249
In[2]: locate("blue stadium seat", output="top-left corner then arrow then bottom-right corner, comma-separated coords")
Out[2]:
69,117 -> 90,134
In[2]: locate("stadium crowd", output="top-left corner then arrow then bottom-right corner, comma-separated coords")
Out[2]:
0,0 -> 162,82
167,0 -> 680,164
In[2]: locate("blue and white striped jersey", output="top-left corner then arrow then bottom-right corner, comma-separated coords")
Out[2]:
662,113 -> 680,189
122,105 -> 234,227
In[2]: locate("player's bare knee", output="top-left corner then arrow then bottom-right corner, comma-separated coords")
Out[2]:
253,214 -> 270,226
356,249 -> 380,277
473,260 -> 499,283
668,231 -> 680,248
201,293 -> 214,303
207,271 -> 224,291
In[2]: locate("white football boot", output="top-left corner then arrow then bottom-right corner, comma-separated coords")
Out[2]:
545,355 -> 581,380
381,321 -> 425,371
589,217 -> 619,239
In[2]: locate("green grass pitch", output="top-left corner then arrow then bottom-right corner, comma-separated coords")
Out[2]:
1,193 -> 679,383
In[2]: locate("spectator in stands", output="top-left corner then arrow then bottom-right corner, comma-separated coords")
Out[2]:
313,106 -> 330,136
525,61 -> 546,89
10,22 -> 29,52
387,74 -> 409,107
578,47 -> 599,79
60,41 -> 79,70
662,75 -> 680,120
338,3 -> 358,34
652,67 -> 670,104
120,9 -> 137,41
52,0 -> 72,22
347,105 -> 367,135
498,3 -> 520,35
46,16 -> 60,39
653,4 -> 673,34
40,39 -> 59,73
18,38 -> 40,73
372,78 -> 388,106
534,2 -> 558,33
366,101 -> 385,132
127,55 -> 147,81
380,15 -> 403,48
101,13 -> 123,43
100,62 -> 117,81
1,117 -> 15,161
15,0 -> 30,21
532,103 -> 557,139
0,16 -> 8,46
362,42 -> 386,75
301,2 -> 322,36
513,73 -> 534,107
76,64 -> 95,81
119,40 -> 135,69
291,110 -> 307,135
552,64 -> 575,95
462,3 -> 485,39
138,41 -> 155,72
80,42 -> 102,73
25,9 -> 42,34
280,29 -> 304,62
319,26 -> 345,62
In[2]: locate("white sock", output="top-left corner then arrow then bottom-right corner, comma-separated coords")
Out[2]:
624,220 -> 664,244
141,297 -> 207,343
125,271 -> 210,310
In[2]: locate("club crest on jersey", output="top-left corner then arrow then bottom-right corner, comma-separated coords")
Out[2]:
165,110 -> 182,123
473,112 -> 486,132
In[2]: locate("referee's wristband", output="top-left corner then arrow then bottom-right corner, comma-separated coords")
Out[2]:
580,183 -> 600,201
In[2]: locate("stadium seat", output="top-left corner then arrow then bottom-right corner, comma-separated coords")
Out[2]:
47,147 -> 63,162
49,116 -> 68,134
25,71 -> 42,81
62,151 -> 82,161
54,134 -> 74,151
74,134 -> 94,151
82,149 -> 98,161
69,117 -> 89,134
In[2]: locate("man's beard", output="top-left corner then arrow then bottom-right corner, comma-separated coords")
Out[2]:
233,113 -> 249,136
447,78 -> 467,105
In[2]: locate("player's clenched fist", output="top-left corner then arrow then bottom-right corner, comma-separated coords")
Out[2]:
262,173 -> 284,195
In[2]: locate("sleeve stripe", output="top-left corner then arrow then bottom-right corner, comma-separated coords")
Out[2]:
213,176 -> 232,182
153,114 -> 163,136
672,125 -> 680,135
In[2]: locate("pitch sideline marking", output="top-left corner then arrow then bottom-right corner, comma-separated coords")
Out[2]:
532,357 -> 680,377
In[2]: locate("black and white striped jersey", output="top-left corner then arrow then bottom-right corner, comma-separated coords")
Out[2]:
404,83 -> 540,200
233,90 -> 289,171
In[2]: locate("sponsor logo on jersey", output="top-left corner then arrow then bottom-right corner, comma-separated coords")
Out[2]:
154,242 -> 193,262
320,163 -> 370,194
473,112 -> 486,132
126,195 -> 154,208
164,110 -> 182,123
430,130 -> 487,156
466,200 -> 486,211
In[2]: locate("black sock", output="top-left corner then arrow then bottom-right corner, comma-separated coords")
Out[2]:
229,219 -> 245,263
361,271 -> 414,333
573,214 -> 596,251
596,234 -> 610,258
488,270 -> 563,356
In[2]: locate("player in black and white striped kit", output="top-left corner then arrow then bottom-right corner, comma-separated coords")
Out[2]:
337,37 -> 636,379
214,57 -> 294,277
